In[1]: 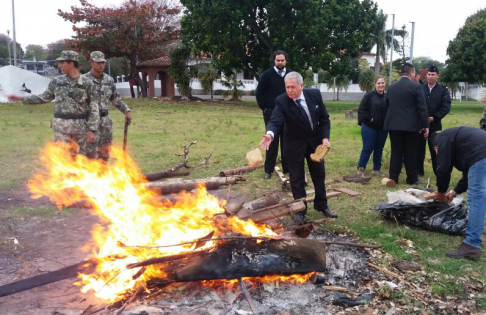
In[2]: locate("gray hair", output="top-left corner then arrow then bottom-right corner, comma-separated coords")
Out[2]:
284,71 -> 303,85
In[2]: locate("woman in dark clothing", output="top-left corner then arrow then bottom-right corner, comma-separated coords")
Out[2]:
357,75 -> 388,176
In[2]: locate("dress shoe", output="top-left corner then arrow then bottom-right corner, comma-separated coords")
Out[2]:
264,172 -> 272,179
446,243 -> 481,260
320,208 -> 338,218
293,212 -> 306,224
408,180 -> 425,186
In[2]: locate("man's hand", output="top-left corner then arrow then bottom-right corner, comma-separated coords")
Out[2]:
260,134 -> 273,150
322,138 -> 330,148
422,128 -> 429,138
125,111 -> 132,124
428,117 -> 434,123
445,190 -> 458,203
435,191 -> 446,203
87,131 -> 96,143
7,94 -> 23,102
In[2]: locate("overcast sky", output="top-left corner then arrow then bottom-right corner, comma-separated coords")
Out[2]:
1,0 -> 485,63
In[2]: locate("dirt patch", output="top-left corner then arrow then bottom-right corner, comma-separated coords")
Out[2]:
0,184 -> 52,210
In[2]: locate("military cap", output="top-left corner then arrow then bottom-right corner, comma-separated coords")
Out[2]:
90,51 -> 106,62
56,50 -> 79,62
428,65 -> 439,73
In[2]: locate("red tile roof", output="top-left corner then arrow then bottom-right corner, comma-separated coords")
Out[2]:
138,56 -> 171,67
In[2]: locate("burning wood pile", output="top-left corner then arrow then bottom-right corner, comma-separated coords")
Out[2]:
0,141 -> 371,312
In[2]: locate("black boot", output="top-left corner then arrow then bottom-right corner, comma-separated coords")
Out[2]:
446,243 -> 481,260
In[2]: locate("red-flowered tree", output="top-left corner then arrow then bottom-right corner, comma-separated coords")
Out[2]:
58,0 -> 181,95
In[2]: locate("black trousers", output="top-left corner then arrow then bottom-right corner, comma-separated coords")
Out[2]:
389,130 -> 420,184
286,139 -> 327,215
417,123 -> 440,176
264,109 -> 288,174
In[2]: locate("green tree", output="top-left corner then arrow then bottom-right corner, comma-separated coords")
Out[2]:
413,56 -> 445,71
380,62 -> 400,86
25,44 -> 47,61
359,68 -> 376,92
446,8 -> 486,83
197,64 -> 219,99
221,73 -> 244,101
46,39 -> 68,60
168,45 -> 192,97
180,0 -> 377,79
0,33 -> 23,66
303,69 -> 316,88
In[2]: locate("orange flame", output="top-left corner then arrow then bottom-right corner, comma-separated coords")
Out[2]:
28,142 -> 280,301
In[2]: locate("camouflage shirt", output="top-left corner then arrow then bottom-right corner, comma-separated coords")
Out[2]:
22,75 -> 100,134
83,72 -> 130,114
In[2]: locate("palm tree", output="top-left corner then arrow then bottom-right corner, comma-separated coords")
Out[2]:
327,74 -> 349,101
370,10 -> 401,73
221,73 -> 244,101
197,64 -> 219,99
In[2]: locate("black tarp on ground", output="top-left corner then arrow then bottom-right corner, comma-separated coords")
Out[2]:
372,201 -> 467,235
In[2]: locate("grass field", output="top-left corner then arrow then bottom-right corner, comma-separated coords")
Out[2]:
1,97 -> 485,307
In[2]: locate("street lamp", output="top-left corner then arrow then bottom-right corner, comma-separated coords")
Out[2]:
6,30 -> 12,65
389,14 -> 395,86
12,0 -> 18,66
409,22 -> 415,63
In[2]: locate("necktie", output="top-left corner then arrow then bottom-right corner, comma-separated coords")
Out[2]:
295,99 -> 312,130
278,70 -> 284,77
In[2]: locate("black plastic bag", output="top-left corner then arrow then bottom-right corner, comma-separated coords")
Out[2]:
372,201 -> 467,235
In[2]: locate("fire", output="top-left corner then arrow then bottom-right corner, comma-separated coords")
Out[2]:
28,141 -> 281,302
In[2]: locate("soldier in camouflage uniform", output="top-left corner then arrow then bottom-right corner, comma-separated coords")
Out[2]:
8,51 -> 99,156
84,51 -> 132,161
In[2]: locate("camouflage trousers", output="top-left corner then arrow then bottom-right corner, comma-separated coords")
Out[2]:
86,116 -> 113,161
54,132 -> 87,156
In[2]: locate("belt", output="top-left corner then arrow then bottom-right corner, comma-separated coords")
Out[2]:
100,110 -> 109,117
54,113 -> 88,120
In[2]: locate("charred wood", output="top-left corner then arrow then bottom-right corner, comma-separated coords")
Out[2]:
146,176 -> 245,195
144,170 -> 191,182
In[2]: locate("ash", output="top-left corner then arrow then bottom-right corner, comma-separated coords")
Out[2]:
121,230 -> 376,315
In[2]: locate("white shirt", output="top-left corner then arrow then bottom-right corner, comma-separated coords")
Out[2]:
274,66 -> 286,77
428,82 -> 436,93
266,92 -> 312,139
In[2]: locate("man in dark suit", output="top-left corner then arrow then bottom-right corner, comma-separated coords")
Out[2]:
384,63 -> 429,186
255,50 -> 291,179
416,65 -> 451,176
259,72 -> 336,221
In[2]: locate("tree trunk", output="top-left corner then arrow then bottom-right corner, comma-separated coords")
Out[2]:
374,46 -> 381,73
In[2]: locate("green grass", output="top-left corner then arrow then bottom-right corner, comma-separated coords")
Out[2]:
1,98 -> 485,305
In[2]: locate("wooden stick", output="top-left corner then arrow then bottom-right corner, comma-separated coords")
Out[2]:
238,278 -> 257,314
368,262 -> 403,280
123,120 -> 129,152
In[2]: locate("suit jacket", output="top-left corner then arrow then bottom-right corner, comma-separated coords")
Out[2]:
267,89 -> 330,156
383,77 -> 429,132
255,67 -> 291,111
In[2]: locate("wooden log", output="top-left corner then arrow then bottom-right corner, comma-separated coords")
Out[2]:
223,200 -> 245,215
239,200 -> 306,223
274,166 -> 290,188
241,193 -> 280,212
145,176 -> 245,195
0,259 -> 98,298
219,165 -> 262,177
334,188 -> 360,197
144,170 -> 191,182
170,239 -> 327,281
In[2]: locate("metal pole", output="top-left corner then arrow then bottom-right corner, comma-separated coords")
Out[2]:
12,0 -> 18,66
388,14 -> 395,86
6,30 -> 12,65
409,22 -> 415,63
